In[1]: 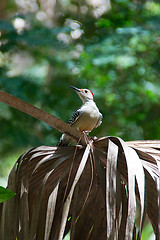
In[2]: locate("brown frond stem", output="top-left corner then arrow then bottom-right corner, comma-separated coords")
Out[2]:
0,91 -> 87,146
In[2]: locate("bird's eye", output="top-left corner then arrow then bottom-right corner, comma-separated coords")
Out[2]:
85,90 -> 88,93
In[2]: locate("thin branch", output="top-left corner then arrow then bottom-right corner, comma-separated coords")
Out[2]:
0,91 -> 87,146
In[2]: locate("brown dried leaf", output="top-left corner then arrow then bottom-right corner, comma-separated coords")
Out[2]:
0,137 -> 160,240
106,139 -> 119,239
58,141 -> 92,240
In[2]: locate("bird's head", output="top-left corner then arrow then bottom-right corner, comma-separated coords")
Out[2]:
70,86 -> 94,103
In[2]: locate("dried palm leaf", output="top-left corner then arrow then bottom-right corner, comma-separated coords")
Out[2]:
0,137 -> 159,239
0,91 -> 160,239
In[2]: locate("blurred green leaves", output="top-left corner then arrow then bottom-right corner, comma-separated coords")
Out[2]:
0,2 -> 159,238
145,2 -> 160,16
0,0 -> 160,158
0,186 -> 15,203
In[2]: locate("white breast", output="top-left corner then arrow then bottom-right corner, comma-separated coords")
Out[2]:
73,101 -> 102,132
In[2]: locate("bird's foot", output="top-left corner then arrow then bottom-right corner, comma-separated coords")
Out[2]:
92,136 -> 98,141
82,130 -> 91,134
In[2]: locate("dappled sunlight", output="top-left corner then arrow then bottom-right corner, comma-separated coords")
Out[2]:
0,0 -> 160,238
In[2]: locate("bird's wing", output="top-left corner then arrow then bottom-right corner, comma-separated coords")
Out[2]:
95,113 -> 103,128
57,109 -> 81,146
68,108 -> 82,126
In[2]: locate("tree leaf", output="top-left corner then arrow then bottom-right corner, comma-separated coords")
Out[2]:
0,186 -> 16,203
58,141 -> 92,240
44,181 -> 60,240
0,137 -> 160,239
106,139 -> 118,239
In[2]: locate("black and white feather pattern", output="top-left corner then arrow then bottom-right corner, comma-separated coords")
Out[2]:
68,108 -> 82,125
57,109 -> 82,146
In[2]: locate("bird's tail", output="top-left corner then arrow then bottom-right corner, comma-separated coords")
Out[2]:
57,134 -> 71,146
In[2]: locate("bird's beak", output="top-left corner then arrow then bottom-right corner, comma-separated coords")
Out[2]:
70,86 -> 81,92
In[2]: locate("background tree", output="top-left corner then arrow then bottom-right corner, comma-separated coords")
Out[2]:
0,0 -> 160,153
0,0 -> 160,238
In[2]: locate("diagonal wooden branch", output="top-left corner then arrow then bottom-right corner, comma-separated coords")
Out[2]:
0,91 -> 87,146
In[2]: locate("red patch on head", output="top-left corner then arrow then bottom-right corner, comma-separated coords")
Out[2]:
79,89 -> 94,101
80,89 -> 94,101
89,90 -> 94,101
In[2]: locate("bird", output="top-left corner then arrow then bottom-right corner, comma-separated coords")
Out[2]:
57,86 -> 103,146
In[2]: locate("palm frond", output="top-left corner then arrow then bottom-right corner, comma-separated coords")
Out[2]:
0,92 -> 160,239
0,91 -> 86,145
0,137 -> 160,239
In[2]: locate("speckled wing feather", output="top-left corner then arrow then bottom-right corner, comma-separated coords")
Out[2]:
57,108 -> 82,146
68,108 -> 82,125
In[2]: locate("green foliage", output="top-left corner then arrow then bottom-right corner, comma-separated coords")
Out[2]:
0,186 -> 16,203
0,149 -> 25,186
0,0 -> 160,238
141,222 -> 155,240
0,0 -> 160,163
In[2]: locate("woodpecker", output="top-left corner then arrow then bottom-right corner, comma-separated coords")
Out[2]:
57,86 -> 103,146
